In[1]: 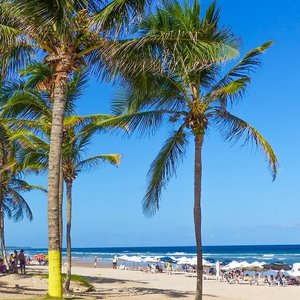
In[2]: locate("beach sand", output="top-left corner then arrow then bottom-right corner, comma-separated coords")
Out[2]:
0,264 -> 299,299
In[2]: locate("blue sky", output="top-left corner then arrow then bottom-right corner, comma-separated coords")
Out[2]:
5,0 -> 300,248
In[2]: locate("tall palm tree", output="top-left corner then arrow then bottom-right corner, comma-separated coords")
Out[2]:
0,1 -> 148,296
101,2 -> 278,299
15,124 -> 120,291
1,66 -> 121,291
0,64 -> 90,251
0,122 -> 46,267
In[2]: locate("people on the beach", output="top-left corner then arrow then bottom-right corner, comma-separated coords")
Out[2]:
0,258 -> 7,273
8,251 -> 18,273
166,262 -> 171,275
112,255 -> 117,269
18,249 -> 26,274
94,256 -> 98,268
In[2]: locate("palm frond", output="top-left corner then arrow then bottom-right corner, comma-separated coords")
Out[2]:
92,0 -> 148,35
143,126 -> 189,216
75,154 -> 121,172
94,110 -> 174,137
211,41 -> 272,93
213,108 -> 278,180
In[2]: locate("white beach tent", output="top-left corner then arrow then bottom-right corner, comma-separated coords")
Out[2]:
239,261 -> 251,268
287,263 -> 300,277
175,257 -> 212,267
128,256 -> 143,263
118,255 -> 130,261
143,256 -> 160,263
247,261 -> 265,271
176,257 -> 190,265
222,261 -> 240,270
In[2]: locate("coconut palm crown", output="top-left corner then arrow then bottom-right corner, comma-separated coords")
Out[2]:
100,1 -> 278,300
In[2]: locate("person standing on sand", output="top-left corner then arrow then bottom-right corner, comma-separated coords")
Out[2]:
112,255 -> 117,269
94,256 -> 98,268
13,250 -> 18,273
18,250 -> 26,274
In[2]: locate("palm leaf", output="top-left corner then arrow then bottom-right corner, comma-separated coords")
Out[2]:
143,126 -> 189,216
75,154 -> 121,172
213,107 -> 278,180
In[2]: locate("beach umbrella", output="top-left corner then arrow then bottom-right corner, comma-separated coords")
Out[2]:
263,263 -> 292,271
143,257 -> 159,263
33,254 -> 47,260
160,256 -> 177,263
176,257 -> 190,265
128,256 -> 143,263
222,261 -> 240,270
118,255 -> 130,261
239,261 -> 251,269
203,259 -> 213,267
287,263 -> 300,277
246,261 -> 265,271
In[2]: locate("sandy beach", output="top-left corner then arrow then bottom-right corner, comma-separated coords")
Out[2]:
0,264 -> 299,299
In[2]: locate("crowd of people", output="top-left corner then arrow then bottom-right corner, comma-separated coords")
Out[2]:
0,249 -> 27,274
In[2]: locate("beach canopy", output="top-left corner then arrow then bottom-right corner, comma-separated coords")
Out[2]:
263,263 -> 292,271
159,256 -> 177,263
33,254 -> 47,260
176,257 -> 212,267
128,256 -> 143,263
287,263 -> 300,277
239,261 -> 251,268
117,255 -> 130,261
222,261 -> 241,270
143,257 -> 160,263
246,261 -> 265,271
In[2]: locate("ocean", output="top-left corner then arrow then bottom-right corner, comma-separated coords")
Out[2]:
8,245 -> 300,265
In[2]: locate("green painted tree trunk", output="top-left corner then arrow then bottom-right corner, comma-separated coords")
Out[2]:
194,134 -> 204,300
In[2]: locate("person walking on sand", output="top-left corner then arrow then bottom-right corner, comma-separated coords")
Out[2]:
94,256 -> 98,268
18,250 -> 26,274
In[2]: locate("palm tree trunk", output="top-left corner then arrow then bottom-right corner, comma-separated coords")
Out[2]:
0,166 -> 8,268
48,71 -> 68,298
0,207 -> 8,269
194,134 -> 204,300
64,181 -> 72,291
58,160 -> 64,250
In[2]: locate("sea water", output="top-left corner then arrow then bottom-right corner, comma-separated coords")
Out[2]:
8,244 -> 300,265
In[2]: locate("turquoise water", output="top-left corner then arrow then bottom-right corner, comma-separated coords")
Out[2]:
8,245 -> 300,265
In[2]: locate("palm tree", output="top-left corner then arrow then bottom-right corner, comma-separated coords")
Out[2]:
15,124 -> 120,291
0,1 -> 148,296
1,66 -> 121,291
101,2 -> 278,299
0,64 -> 90,251
0,122 -> 46,267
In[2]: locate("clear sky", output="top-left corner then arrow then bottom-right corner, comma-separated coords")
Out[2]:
6,0 -> 300,248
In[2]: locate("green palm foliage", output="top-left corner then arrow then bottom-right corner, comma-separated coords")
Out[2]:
100,1 -> 278,299
15,121 -> 120,290
0,1 -> 148,295
0,122 -> 45,267
1,65 -> 120,291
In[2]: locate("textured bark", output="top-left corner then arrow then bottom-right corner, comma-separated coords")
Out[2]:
194,135 -> 204,300
58,160 -> 64,250
0,158 -> 8,268
64,181 -> 72,291
0,207 -> 8,268
48,70 -> 68,298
